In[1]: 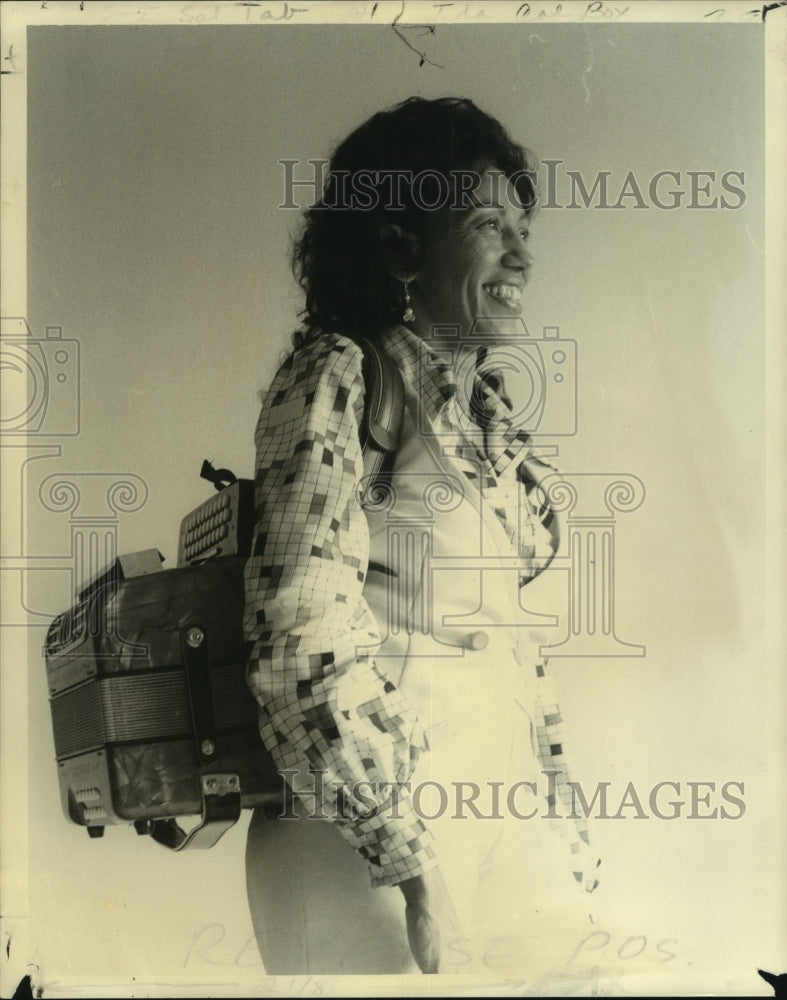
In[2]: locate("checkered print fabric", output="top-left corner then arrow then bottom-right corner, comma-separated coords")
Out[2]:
381,328 -> 600,892
244,326 -> 599,892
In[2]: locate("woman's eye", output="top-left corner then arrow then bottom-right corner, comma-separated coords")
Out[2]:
476,218 -> 529,241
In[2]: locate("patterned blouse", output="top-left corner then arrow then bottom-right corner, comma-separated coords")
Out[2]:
243,325 -> 599,891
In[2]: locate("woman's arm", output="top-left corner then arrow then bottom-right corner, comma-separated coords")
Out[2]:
243,334 -> 436,889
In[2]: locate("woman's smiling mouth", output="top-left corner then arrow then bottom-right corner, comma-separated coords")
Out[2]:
483,282 -> 523,311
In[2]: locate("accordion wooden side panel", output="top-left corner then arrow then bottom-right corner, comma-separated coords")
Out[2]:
46,557 -> 282,836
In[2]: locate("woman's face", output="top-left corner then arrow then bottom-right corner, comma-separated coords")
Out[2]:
410,168 -> 533,339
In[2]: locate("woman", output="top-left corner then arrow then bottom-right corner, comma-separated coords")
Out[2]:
243,96 -> 599,976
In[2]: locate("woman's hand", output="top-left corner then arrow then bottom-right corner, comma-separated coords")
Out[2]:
398,869 -> 460,974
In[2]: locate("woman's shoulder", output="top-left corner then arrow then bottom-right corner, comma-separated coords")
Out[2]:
273,332 -> 364,387
260,332 -> 366,429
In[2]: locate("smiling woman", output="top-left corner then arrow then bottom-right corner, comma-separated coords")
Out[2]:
242,96 -> 599,976
286,98 -> 539,347
410,170 -> 534,333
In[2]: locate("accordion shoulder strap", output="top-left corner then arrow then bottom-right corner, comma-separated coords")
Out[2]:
358,336 -> 405,508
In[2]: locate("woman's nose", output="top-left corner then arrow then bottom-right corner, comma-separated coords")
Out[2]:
502,239 -> 533,272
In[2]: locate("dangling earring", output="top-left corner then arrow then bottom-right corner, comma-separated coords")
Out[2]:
402,280 -> 415,324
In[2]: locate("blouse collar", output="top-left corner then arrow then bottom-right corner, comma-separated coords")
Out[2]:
378,325 -> 534,477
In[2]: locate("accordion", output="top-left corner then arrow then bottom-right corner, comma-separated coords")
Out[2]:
45,347 -> 404,849
45,492 -> 282,850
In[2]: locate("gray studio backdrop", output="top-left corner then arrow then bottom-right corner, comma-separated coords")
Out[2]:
24,20 -> 773,994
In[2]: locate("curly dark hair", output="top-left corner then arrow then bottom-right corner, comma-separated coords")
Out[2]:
291,96 -> 537,348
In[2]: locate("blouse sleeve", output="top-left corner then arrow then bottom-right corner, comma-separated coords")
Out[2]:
519,454 -> 601,894
531,662 -> 601,894
243,335 -> 436,888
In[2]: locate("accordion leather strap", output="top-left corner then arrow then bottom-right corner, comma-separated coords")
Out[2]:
358,336 -> 405,508
147,626 -> 244,850
180,624 -> 218,765
150,774 -> 243,851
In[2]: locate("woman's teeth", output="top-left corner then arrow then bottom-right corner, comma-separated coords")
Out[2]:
483,283 -> 522,304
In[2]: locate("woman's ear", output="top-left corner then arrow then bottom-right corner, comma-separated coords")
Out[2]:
378,224 -> 422,281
